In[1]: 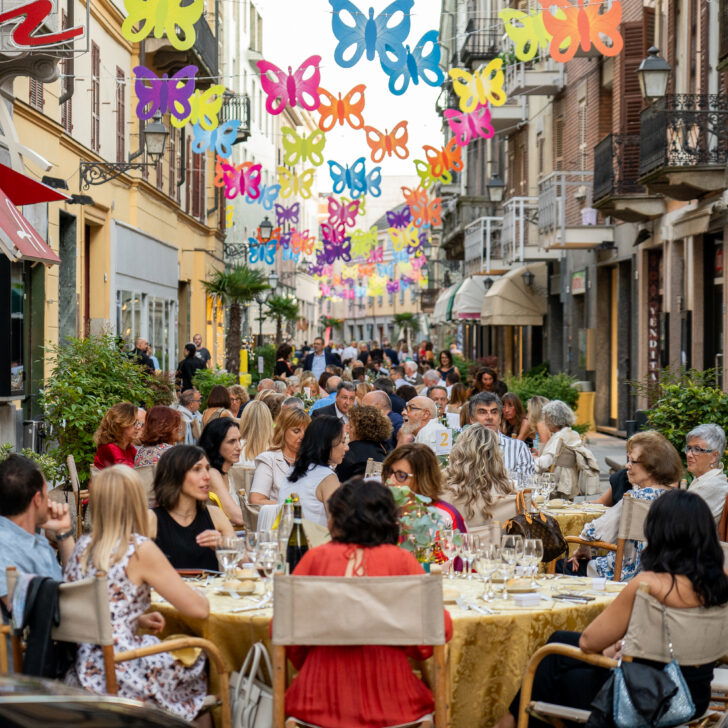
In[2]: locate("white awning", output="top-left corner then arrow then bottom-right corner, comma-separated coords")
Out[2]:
452,276 -> 487,320
431,283 -> 461,324
481,263 -> 547,326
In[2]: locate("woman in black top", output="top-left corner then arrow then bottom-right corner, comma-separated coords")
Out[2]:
151,445 -> 234,571
336,405 -> 393,482
436,350 -> 460,381
274,343 -> 295,378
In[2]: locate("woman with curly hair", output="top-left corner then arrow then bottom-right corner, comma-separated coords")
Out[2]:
134,406 -> 183,467
93,402 -> 140,470
336,405 -> 393,482
444,424 -> 517,526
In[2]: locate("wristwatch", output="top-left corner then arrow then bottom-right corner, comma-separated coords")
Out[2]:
55,528 -> 74,542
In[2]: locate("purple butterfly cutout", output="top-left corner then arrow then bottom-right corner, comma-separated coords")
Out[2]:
319,237 -> 352,264
386,206 -> 412,229
275,202 -> 300,226
278,230 -> 293,249
134,64 -> 198,122
308,263 -> 325,276
401,276 -> 414,287
386,280 -> 400,294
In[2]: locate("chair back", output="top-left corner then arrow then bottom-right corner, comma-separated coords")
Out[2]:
272,574 -> 445,646
134,465 -> 156,505
364,458 -> 383,479
623,588 -> 728,666
237,489 -> 260,531
257,504 -> 281,531
229,467 -> 255,500
616,492 -> 651,542
51,572 -> 114,647
67,455 -> 80,498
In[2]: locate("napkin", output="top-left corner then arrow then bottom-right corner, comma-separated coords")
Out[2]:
513,593 -> 542,607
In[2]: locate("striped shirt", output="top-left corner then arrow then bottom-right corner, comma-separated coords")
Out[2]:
498,432 -> 535,476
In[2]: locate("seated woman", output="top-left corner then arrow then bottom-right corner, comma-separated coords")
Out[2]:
279,415 -> 348,526
446,382 -> 469,415
684,424 -> 728,524
200,385 -> 235,428
444,425 -> 516,526
150,445 -> 234,571
336,405 -> 392,483
250,407 -> 311,505
284,478 -> 453,728
300,373 -> 320,399
65,465 -> 210,721
566,430 -> 682,580
497,489 -> 728,728
354,381 -> 373,406
237,400 -> 274,468
228,384 -> 249,419
501,392 -> 531,444
93,402 -> 139,470
526,395 -> 551,450
198,418 -> 245,525
134,405 -> 183,467
382,443 -> 467,531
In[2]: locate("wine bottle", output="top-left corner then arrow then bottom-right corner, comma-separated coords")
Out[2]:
286,494 -> 309,572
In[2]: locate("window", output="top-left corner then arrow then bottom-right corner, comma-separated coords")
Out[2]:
115,68 -> 125,162
29,78 -> 44,111
91,43 -> 100,152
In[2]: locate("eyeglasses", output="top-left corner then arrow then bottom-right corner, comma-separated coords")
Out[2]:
406,404 -> 424,412
390,470 -> 414,483
684,445 -> 715,455
626,457 -> 642,465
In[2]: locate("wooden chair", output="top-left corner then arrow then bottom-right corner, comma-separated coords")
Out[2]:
271,573 -> 448,728
516,585 -> 728,728
6,567 -> 231,727
133,465 -> 156,505
0,624 -> 10,673
364,458 -> 383,479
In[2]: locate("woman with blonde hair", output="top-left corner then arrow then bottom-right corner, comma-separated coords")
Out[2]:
250,407 -> 311,505
300,373 -> 320,399
446,383 -> 469,413
355,381 -> 373,405
527,395 -> 551,449
64,465 -> 210,720
237,400 -> 274,466
228,384 -> 249,418
93,402 -> 139,470
444,425 -> 516,526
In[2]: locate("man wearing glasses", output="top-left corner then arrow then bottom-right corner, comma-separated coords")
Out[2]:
400,397 -> 448,454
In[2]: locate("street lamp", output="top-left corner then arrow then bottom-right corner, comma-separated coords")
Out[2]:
259,216 -> 274,242
255,271 -> 279,346
486,174 -> 505,203
142,115 -> 170,162
637,47 -> 671,101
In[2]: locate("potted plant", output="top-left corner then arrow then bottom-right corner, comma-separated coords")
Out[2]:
389,485 -> 446,570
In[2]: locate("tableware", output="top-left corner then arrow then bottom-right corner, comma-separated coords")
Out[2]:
440,529 -> 459,579
216,537 -> 244,579
522,538 -> 543,587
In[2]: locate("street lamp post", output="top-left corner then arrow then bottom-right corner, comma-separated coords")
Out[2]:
637,47 -> 671,101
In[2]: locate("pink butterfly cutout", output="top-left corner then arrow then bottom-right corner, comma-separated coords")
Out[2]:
321,221 -> 346,243
367,246 -> 384,263
443,103 -> 495,147
257,55 -> 322,116
327,197 -> 359,229
214,156 -> 262,200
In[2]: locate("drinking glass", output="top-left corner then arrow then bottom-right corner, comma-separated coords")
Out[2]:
523,539 -> 544,587
255,546 -> 279,599
217,536 -> 244,579
476,543 -> 501,601
277,504 -> 294,557
501,535 -> 521,580
440,529 -> 458,580
258,529 -> 276,549
245,530 -> 259,561
462,534 -> 480,580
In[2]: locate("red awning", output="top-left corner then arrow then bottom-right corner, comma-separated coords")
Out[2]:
0,163 -> 68,265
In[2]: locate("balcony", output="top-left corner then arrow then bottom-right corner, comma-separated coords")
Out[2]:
639,94 -> 728,200
146,14 -> 218,81
504,58 -> 566,97
502,196 -> 559,264
490,95 -> 527,132
460,17 -> 500,67
220,93 -> 251,143
464,216 -> 506,276
593,134 -> 665,222
538,171 -> 614,250
441,196 -> 497,259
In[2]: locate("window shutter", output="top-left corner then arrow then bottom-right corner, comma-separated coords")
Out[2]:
168,127 -> 176,197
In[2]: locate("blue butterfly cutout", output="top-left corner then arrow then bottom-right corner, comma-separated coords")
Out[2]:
248,239 -> 277,265
392,249 -> 409,263
330,0 -> 413,69
191,120 -> 241,158
245,183 -> 281,211
328,157 -> 382,199
381,29 -> 444,96
282,246 -> 300,262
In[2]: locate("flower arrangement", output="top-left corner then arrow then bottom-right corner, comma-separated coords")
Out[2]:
389,485 -> 446,564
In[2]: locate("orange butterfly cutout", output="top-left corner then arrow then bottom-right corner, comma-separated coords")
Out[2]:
402,186 -> 442,229
423,137 -> 464,179
363,120 -> 409,163
539,0 -> 623,63
318,85 -> 367,132
357,263 -> 375,277
291,229 -> 316,255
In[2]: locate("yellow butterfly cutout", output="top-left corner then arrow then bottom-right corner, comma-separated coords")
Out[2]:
281,126 -> 327,167
225,206 -> 234,227
122,0 -> 204,51
277,167 -> 316,199
367,275 -> 386,296
499,8 -> 554,61
350,226 -> 378,258
413,159 -> 452,189
388,223 -> 419,252
449,59 -> 507,114
171,85 -> 225,130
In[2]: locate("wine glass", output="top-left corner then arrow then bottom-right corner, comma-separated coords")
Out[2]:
255,545 -> 279,599
217,536 -> 244,579
440,529 -> 458,580
501,535 -> 522,581
523,539 -> 544,588
462,534 -> 480,580
245,530 -> 259,561
476,543 -> 501,601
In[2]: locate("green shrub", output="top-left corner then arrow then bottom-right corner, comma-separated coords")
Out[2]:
0,443 -> 65,486
452,354 -> 472,381
192,368 -> 236,409
505,372 -> 580,410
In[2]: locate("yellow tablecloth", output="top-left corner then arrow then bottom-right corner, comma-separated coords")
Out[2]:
543,504 -> 606,554
153,575 -> 620,728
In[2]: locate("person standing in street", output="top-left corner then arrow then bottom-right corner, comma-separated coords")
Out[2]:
176,343 -> 204,392
130,337 -> 155,374
192,334 -> 211,368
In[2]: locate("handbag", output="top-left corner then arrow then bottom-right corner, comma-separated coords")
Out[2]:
504,491 -> 567,562
230,641 -> 274,728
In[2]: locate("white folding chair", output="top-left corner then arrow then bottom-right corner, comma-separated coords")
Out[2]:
257,503 -> 281,531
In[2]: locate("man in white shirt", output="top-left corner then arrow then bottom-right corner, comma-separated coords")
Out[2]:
342,341 -> 358,363
398,396 -> 448,454
427,386 -> 448,417
422,369 -> 445,389
404,360 -> 423,386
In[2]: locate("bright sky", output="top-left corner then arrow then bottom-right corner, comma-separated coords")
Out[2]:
259,0 -> 443,185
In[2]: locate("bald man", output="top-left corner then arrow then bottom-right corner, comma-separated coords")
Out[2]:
401,396 -> 448,453
363,390 -> 402,449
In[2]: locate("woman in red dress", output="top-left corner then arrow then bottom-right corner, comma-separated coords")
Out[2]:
93,402 -> 139,469
284,478 -> 452,728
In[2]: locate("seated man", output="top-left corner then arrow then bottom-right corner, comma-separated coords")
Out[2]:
468,393 -> 535,476
0,454 -> 75,601
363,390 -> 402,450
399,396 -> 448,453
427,386 -> 448,418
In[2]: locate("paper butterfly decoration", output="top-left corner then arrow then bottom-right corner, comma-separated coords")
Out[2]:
225,206 -> 234,227
380,29 -> 445,96
321,236 -> 352,264
410,229 -> 428,255
245,184 -> 281,211
191,120 -> 242,159
171,85 -> 225,130
328,197 -> 360,229
214,157 -> 262,200
248,239 -> 277,265
499,8 -> 553,62
386,206 -> 411,229
367,275 -> 386,296
424,137 -> 464,178
282,246 -> 300,262
444,103 -> 495,147
328,157 -> 382,198
363,121 -> 409,163
343,195 -> 367,217
257,55 -> 321,115
308,263 -> 326,277
321,221 -> 346,244
281,126 -> 327,167
122,0 -> 203,51
350,226 -> 378,258
357,264 -> 375,278
402,187 -> 442,228
392,249 -> 409,263
275,202 -> 300,226
317,85 -> 367,132
539,0 -> 623,63
134,65 -> 197,122
413,158 -> 452,188
388,223 -> 419,252
329,0 -> 413,69
278,167 -> 316,199
377,263 -> 395,278
449,60 -> 506,114
367,246 -> 384,263
386,281 -> 400,294
291,229 -> 316,256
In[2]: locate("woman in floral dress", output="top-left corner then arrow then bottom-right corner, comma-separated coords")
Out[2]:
65,465 -> 210,721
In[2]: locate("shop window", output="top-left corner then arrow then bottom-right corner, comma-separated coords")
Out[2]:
0,260 -> 25,396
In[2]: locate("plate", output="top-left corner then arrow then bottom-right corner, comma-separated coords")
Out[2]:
218,580 -> 256,595
506,580 -> 537,593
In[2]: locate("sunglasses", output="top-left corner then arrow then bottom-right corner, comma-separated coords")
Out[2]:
390,470 -> 414,483
684,445 -> 715,455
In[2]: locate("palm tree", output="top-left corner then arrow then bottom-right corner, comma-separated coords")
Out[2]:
265,295 -> 299,344
393,312 -> 417,349
201,265 -> 269,375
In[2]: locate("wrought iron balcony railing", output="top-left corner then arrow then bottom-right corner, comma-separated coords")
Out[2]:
220,93 -> 251,143
593,133 -> 643,203
639,94 -> 728,178
193,14 -> 218,76
460,17 -> 501,66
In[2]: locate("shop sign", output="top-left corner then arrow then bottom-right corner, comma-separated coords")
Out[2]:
647,251 -> 661,382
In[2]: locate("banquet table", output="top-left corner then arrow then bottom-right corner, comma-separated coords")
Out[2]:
153,573 -> 622,728
541,501 -> 607,550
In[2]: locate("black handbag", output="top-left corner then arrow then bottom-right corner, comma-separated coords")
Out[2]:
504,492 -> 567,562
